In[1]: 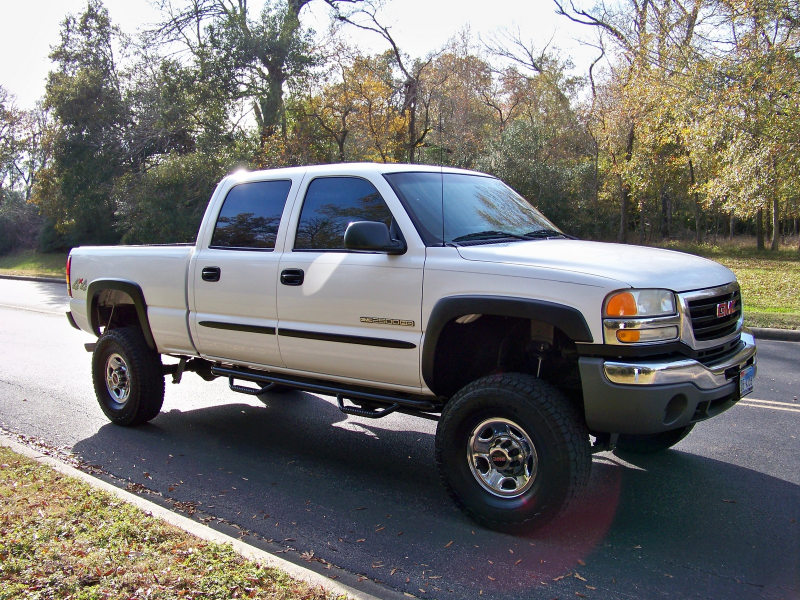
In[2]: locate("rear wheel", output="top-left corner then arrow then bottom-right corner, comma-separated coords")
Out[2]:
92,327 -> 164,426
614,424 -> 695,454
435,373 -> 591,531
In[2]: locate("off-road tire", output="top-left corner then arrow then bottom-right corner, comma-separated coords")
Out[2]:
614,424 -> 695,454
92,327 -> 165,426
435,373 -> 591,531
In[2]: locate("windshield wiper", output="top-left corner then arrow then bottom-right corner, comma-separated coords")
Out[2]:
452,230 -> 528,243
522,229 -> 576,240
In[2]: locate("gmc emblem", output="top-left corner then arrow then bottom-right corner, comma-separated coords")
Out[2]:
716,300 -> 736,318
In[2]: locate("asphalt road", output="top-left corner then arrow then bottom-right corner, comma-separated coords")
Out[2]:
0,278 -> 798,600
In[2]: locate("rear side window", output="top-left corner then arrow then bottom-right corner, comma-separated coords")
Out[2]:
294,177 -> 393,251
210,180 -> 292,249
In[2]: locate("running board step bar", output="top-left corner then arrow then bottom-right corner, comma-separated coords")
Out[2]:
211,365 -> 443,419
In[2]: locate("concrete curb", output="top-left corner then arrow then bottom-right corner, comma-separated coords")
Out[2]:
750,327 -> 800,342
0,273 -> 64,284
0,434 -> 389,600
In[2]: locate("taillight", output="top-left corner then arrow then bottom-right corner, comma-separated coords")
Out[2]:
66,254 -> 72,298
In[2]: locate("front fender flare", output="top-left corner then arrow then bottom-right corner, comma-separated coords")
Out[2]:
421,296 -> 593,394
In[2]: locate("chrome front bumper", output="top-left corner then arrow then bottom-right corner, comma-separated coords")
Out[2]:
602,330 -> 757,390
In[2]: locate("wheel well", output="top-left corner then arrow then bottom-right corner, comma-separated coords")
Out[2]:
94,290 -> 142,332
87,279 -> 156,350
430,315 -> 582,401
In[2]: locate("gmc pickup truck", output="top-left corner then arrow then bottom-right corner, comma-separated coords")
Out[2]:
66,163 -> 756,530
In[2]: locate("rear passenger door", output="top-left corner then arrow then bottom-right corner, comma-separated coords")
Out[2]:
276,173 -> 424,389
191,177 -> 298,367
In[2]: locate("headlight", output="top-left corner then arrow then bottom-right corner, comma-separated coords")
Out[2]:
604,289 -> 676,318
603,289 -> 679,345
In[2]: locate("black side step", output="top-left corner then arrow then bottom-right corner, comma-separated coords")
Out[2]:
212,365 -> 443,419
337,395 -> 399,419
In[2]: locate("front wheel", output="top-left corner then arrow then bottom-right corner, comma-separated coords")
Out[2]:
614,424 -> 695,454
435,373 -> 591,531
92,327 -> 165,426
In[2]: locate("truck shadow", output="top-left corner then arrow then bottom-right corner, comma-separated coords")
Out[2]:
71,392 -> 799,599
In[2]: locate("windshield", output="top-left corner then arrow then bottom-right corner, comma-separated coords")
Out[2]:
383,172 -> 562,246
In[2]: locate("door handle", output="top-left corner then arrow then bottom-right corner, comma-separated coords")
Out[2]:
201,266 -> 221,282
280,268 -> 304,286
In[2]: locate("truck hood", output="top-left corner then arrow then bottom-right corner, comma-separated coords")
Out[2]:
456,240 -> 735,292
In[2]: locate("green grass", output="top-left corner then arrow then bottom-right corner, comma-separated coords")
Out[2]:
2,238 -> 798,329
0,251 -> 68,278
653,238 -> 800,330
0,446 -> 337,600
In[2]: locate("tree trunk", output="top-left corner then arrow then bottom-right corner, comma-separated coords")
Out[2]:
618,175 -> 629,243
618,124 -> 635,244
729,213 -> 736,241
660,185 -> 670,240
688,159 -> 702,243
771,195 -> 779,251
756,208 -> 764,250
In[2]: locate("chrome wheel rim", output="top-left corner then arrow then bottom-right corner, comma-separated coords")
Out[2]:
468,418 -> 538,498
105,353 -> 131,405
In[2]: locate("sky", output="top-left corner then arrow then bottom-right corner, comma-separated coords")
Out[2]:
0,0 -> 595,110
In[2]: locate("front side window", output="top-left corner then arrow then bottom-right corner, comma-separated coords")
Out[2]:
210,180 -> 292,249
384,172 -> 561,246
294,177 -> 394,251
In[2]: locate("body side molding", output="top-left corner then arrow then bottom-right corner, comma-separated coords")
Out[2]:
421,295 -> 593,393
86,279 -> 156,351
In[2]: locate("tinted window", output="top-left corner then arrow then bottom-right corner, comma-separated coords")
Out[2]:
294,177 -> 393,250
384,172 -> 559,246
210,180 -> 292,249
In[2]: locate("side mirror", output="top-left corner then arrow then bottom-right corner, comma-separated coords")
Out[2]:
344,221 -> 407,255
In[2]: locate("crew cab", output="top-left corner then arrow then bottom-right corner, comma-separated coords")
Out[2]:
66,163 -> 757,530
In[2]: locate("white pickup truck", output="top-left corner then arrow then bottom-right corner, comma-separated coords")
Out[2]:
66,162 -> 756,530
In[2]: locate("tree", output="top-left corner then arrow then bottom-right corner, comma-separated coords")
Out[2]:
33,0 -> 128,246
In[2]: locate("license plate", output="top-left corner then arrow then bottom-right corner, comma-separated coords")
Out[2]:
739,365 -> 755,398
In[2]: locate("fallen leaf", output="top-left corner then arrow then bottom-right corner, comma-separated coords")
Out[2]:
509,549 -> 514,554
633,545 -> 642,549
722,499 -> 737,504
576,594 -> 586,598
664,574 -> 674,578
515,559 -> 522,565
445,541 -> 453,548
403,594 -> 414,598
391,568 -> 398,576
357,539 -> 366,543
397,532 -> 404,536
375,527 -> 385,532
578,559 -> 586,566
586,585 -> 596,590
575,573 -> 587,581
487,576 -> 496,581
356,507 -> 367,511
553,575 -> 565,581
284,538 -> 295,542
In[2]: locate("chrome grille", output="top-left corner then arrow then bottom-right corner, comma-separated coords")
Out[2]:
687,287 -> 742,341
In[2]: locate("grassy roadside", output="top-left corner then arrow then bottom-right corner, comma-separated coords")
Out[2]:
0,251 -> 67,278
0,446 -> 336,600
657,240 -> 800,330
1,240 -> 798,329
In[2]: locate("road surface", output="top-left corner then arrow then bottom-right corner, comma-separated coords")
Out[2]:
0,278 -> 797,599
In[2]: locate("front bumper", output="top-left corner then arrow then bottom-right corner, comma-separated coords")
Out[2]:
579,330 -> 757,435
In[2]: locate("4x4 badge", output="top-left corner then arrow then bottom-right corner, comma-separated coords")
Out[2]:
72,278 -> 87,291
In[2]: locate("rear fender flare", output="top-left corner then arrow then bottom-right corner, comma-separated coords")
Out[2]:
86,279 -> 156,351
